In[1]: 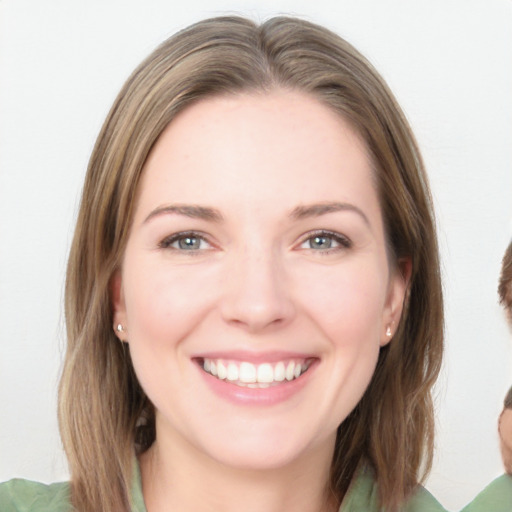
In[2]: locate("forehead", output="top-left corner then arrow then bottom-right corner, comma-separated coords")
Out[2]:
135,90 -> 380,222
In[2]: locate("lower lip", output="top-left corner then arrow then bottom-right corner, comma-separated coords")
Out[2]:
196,361 -> 317,406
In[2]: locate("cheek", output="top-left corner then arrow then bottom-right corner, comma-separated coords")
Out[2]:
122,261 -> 221,408
298,261 -> 388,343
123,259 -> 220,348
299,267 -> 385,431
501,412 -> 512,444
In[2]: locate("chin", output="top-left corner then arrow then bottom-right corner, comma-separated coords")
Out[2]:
196,423 -> 334,473
210,445 -> 309,472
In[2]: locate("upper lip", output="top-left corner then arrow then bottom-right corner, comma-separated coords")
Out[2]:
191,350 -> 318,364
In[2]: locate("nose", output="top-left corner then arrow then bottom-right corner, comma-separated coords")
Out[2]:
219,249 -> 296,333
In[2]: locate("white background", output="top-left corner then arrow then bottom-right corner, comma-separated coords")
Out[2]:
0,1 -> 511,510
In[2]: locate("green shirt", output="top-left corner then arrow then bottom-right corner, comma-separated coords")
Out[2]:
0,465 -> 446,511
341,468 -> 446,511
460,474 -> 512,512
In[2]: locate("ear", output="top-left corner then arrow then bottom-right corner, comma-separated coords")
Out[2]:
380,258 -> 412,346
111,270 -> 128,342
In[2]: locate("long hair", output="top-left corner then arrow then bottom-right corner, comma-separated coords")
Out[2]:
59,16 -> 443,512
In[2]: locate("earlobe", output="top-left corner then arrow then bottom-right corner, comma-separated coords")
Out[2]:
111,271 -> 128,342
381,323 -> 394,347
380,258 -> 412,346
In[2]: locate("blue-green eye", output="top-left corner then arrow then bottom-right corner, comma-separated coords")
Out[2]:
309,235 -> 334,249
300,231 -> 351,251
160,232 -> 210,251
177,236 -> 202,250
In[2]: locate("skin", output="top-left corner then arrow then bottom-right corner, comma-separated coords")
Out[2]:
499,408 -> 512,474
112,90 -> 409,512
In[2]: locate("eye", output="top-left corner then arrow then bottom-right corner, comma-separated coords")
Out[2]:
299,231 -> 352,252
159,231 -> 212,251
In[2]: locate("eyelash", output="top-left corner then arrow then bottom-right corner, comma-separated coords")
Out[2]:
158,230 -> 352,254
298,230 -> 352,254
158,231 -> 212,252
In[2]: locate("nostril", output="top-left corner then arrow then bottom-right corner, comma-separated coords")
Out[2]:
218,260 -> 296,331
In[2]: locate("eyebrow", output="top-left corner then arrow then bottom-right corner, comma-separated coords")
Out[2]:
143,201 -> 369,226
290,202 -> 370,226
144,204 -> 224,224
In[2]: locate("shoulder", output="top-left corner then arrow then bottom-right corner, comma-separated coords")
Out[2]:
460,474 -> 512,512
0,478 -> 71,512
340,469 -> 447,512
401,485 -> 447,512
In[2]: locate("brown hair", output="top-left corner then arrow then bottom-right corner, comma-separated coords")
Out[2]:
499,240 -> 512,322
504,386 -> 512,410
59,16 -> 443,512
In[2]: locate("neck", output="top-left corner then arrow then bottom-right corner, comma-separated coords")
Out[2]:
139,433 -> 338,512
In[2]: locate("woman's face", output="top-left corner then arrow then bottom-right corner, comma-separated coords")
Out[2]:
113,91 -> 408,471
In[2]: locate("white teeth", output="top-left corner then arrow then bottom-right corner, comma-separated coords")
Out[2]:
257,363 -> 274,383
285,361 -> 295,381
239,362 -> 256,383
226,363 -> 239,381
202,358 -> 309,385
274,362 -> 285,382
217,361 -> 227,380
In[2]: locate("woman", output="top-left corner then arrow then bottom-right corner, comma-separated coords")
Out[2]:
499,241 -> 512,475
0,16 -> 444,512
461,240 -> 512,511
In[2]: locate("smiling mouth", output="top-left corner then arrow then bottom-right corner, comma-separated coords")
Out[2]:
199,358 -> 314,388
